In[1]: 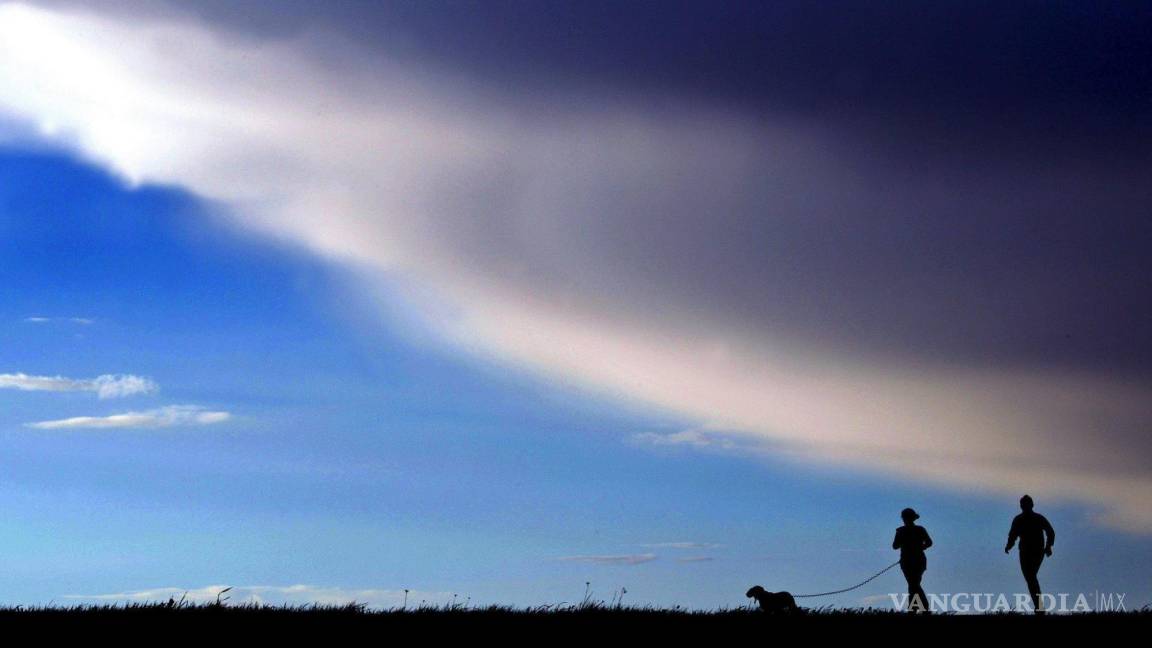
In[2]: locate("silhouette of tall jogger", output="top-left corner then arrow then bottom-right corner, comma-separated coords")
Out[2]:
1005,494 -> 1055,613
892,507 -> 932,612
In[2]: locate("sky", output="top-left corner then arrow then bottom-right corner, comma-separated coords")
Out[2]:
0,1 -> 1149,609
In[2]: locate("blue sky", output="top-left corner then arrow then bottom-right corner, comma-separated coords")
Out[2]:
0,1 -> 1149,610
2,149 -> 1149,609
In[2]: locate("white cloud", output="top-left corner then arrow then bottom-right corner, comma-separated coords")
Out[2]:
1,2 -> 1149,530
860,593 -> 897,607
675,557 -> 715,563
1,373 -> 83,392
26,405 -> 230,429
63,584 -> 453,608
642,542 -> 723,550
23,316 -> 94,324
0,372 -> 157,398
90,374 -> 156,399
557,554 -> 657,565
631,430 -> 740,451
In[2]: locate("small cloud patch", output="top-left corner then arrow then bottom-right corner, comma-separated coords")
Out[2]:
63,584 -> 452,608
26,405 -> 230,430
630,429 -> 741,450
642,542 -> 723,549
557,554 -> 657,565
23,316 -> 94,325
0,372 -> 157,398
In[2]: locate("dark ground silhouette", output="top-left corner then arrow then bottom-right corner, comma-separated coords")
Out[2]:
0,602 -> 1145,640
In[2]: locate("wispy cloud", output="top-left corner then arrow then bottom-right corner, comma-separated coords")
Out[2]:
26,405 -> 230,430
0,372 -> 157,398
642,542 -> 723,550
63,584 -> 452,608
89,374 -> 156,399
557,554 -> 657,565
861,594 -> 898,607
23,316 -> 94,325
630,430 -> 740,451
675,556 -> 715,563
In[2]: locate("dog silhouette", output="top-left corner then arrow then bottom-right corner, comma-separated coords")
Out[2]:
745,586 -> 800,613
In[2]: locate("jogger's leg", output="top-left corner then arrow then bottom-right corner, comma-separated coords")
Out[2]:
1020,553 -> 1044,612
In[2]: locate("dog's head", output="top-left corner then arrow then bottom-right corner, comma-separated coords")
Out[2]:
746,585 -> 767,599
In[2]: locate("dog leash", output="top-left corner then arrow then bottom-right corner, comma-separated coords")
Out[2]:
793,560 -> 901,598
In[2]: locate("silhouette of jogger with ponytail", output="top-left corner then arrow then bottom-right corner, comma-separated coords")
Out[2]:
893,507 -> 932,612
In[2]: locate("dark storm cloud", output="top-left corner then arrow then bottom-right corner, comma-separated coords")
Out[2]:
41,0 -> 1151,374
51,1 -> 1152,140
421,119 -> 1151,376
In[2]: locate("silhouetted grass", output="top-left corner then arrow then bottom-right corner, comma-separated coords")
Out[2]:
0,600 -> 1146,639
